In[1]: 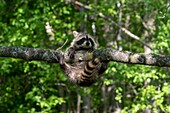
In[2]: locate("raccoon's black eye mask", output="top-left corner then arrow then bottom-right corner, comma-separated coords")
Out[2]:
76,35 -> 95,47
76,38 -> 86,45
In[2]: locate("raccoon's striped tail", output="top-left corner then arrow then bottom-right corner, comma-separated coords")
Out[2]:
81,58 -> 100,78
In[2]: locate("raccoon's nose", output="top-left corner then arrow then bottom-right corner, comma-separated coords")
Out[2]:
86,42 -> 90,46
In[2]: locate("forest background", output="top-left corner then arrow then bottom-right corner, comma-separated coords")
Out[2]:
0,0 -> 170,113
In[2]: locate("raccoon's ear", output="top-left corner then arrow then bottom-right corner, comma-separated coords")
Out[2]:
73,31 -> 78,38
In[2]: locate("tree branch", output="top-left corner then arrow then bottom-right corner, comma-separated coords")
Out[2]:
74,1 -> 152,49
92,48 -> 170,67
0,46 -> 170,67
0,46 -> 61,63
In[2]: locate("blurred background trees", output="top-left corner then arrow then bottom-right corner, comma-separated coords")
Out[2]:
0,0 -> 170,112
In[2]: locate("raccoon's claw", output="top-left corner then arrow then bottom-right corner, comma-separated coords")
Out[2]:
68,48 -> 75,59
57,52 -> 64,65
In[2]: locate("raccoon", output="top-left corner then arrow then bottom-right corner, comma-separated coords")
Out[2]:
59,31 -> 107,86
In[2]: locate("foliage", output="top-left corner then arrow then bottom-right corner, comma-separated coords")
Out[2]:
0,0 -> 170,112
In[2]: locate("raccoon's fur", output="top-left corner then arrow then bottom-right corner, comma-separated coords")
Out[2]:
59,31 -> 107,86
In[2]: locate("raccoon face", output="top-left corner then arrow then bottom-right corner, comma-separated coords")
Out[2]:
70,31 -> 97,50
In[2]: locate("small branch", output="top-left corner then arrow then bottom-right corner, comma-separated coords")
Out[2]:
0,46 -> 170,67
73,1 -> 152,50
74,1 -> 92,10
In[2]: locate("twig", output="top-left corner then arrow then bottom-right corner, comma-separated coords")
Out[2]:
56,39 -> 68,51
74,1 -> 92,10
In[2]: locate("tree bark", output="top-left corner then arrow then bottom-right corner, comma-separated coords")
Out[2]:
0,46 -> 61,63
0,46 -> 170,67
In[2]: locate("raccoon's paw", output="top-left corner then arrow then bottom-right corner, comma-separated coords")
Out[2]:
57,53 -> 64,65
67,48 -> 75,59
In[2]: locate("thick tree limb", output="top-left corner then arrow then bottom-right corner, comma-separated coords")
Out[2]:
93,48 -> 170,67
0,46 -> 170,67
0,46 -> 61,63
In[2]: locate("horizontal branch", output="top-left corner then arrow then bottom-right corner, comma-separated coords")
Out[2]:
0,46 -> 170,67
0,46 -> 61,63
92,48 -> 170,67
